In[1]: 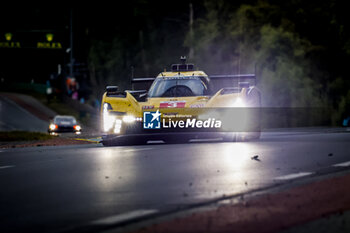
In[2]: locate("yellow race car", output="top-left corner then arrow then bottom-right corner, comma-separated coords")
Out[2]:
100,58 -> 261,146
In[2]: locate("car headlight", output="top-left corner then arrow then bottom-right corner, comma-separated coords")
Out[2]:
103,111 -> 116,132
232,98 -> 245,108
103,103 -> 112,111
114,119 -> 122,133
103,102 -> 117,132
49,124 -> 57,131
123,115 -> 136,123
74,125 -> 81,131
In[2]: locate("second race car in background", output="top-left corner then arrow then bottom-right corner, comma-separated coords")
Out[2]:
100,57 -> 261,146
48,115 -> 81,134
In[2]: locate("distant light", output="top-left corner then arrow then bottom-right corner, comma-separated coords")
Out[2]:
5,33 -> 12,41
46,33 -> 54,42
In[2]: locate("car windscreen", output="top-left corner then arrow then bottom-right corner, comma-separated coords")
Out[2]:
54,117 -> 77,125
148,76 -> 209,97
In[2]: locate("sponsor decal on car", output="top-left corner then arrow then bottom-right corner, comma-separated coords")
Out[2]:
190,103 -> 205,108
159,101 -> 186,108
142,105 -> 154,110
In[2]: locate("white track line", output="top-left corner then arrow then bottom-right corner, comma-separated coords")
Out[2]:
92,209 -> 158,225
274,172 -> 314,181
0,165 -> 15,170
333,161 -> 350,167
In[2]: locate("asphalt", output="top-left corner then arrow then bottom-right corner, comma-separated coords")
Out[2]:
0,129 -> 350,233
125,169 -> 350,233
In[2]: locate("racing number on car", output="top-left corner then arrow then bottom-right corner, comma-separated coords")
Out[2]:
160,101 -> 186,108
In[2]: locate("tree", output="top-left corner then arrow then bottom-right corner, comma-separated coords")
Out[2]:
187,0 -> 326,108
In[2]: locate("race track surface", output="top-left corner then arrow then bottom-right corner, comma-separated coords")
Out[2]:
0,129 -> 349,232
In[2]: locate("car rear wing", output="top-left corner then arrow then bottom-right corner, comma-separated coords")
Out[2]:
209,74 -> 256,93
129,73 -> 256,93
131,77 -> 156,91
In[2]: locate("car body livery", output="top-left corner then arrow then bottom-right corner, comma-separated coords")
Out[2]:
100,59 -> 261,146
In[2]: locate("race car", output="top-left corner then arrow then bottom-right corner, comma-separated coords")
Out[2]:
48,115 -> 81,134
100,57 -> 261,146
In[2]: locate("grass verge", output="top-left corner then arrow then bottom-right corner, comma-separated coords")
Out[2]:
0,131 -> 54,141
